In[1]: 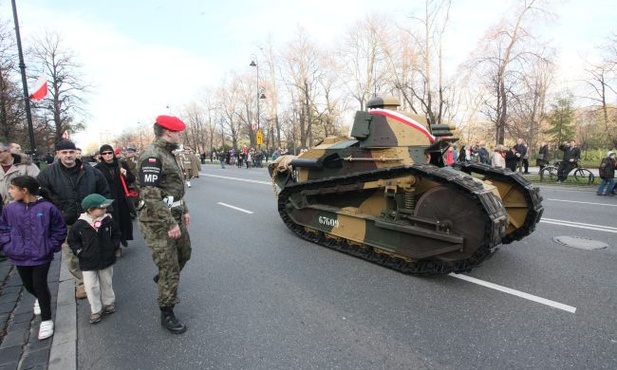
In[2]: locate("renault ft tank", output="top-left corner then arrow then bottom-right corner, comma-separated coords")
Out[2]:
269,96 -> 543,275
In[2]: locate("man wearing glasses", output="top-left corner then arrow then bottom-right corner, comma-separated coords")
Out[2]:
37,139 -> 111,299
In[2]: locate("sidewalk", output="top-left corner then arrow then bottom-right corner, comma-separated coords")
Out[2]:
0,254 -> 76,370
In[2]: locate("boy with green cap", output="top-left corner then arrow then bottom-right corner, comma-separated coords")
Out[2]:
67,193 -> 120,324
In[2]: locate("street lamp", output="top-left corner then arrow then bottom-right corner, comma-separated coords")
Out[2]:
249,57 -> 266,134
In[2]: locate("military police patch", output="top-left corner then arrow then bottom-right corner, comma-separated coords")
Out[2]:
140,157 -> 162,186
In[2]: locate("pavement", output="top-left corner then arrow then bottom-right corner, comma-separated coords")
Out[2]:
0,253 -> 76,370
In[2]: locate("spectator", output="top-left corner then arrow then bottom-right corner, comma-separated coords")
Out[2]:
9,142 -> 22,154
94,144 -> 136,255
458,145 -> 470,162
522,144 -> 530,174
0,142 -> 41,204
557,140 -> 580,183
513,138 -> 527,173
0,142 -> 41,262
477,142 -> 490,164
597,151 -> 616,196
505,146 -> 519,171
37,139 -> 111,299
0,175 -> 67,340
491,145 -> 506,168
536,142 -> 549,173
219,150 -> 226,169
67,193 -> 119,324
445,146 -> 455,165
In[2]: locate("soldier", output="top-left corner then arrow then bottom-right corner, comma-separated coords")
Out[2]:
137,115 -> 191,334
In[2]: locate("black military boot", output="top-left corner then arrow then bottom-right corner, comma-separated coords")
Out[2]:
160,306 -> 187,334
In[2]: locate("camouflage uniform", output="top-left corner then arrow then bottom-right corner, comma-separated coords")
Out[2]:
137,138 -> 191,308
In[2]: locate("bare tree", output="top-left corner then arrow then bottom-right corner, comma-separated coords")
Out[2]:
279,27 -> 330,149
338,13 -> 390,111
508,56 -> 554,148
582,33 -> 617,147
215,73 -> 248,150
29,31 -> 88,147
468,0 -> 554,144
400,0 -> 454,125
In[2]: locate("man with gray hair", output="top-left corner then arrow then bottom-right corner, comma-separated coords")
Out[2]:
9,142 -> 22,154
0,142 -> 40,204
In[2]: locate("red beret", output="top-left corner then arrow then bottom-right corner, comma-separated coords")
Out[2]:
156,115 -> 186,131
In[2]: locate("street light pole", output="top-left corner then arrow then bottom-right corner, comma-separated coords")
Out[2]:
11,0 -> 37,157
249,57 -> 261,132
250,57 -> 267,150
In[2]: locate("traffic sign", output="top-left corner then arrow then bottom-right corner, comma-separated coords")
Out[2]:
256,129 -> 263,145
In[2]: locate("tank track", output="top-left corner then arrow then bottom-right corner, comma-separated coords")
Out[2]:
277,164 -> 508,275
451,162 -> 544,244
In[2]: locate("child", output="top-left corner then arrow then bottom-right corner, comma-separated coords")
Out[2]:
67,193 -> 119,324
0,175 -> 67,340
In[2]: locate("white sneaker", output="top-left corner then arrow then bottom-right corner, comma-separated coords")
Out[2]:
187,181 -> 191,188
38,320 -> 54,340
34,299 -> 41,315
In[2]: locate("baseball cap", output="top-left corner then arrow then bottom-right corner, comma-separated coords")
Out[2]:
81,194 -> 114,210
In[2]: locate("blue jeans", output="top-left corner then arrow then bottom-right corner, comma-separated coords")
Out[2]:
596,178 -> 615,195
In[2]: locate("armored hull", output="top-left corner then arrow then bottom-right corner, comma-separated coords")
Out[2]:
269,98 -> 543,274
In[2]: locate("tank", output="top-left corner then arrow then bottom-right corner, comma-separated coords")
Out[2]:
268,96 -> 543,275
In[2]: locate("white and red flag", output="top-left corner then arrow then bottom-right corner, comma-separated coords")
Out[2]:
29,75 -> 48,101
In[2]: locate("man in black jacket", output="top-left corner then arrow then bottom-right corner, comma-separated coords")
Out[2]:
557,140 -> 581,183
37,140 -> 111,299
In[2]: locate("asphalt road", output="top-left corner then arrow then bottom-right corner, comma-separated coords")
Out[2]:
77,165 -> 617,370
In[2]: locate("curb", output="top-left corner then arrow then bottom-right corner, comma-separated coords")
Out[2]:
48,253 -> 76,370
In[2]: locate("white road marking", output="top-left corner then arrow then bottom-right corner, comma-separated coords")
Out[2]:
204,173 -> 271,185
217,202 -> 254,214
449,273 -> 577,313
546,198 -> 617,207
540,218 -> 617,234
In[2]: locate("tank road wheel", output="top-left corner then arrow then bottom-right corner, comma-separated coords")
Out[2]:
414,186 -> 489,262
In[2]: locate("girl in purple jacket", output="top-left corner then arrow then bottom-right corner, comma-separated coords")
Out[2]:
0,176 -> 67,340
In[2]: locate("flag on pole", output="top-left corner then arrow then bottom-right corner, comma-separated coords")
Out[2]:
30,75 -> 48,101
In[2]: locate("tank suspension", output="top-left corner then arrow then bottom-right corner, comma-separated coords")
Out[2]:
404,189 -> 416,211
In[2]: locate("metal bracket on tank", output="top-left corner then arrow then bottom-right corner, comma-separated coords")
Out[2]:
343,155 -> 402,162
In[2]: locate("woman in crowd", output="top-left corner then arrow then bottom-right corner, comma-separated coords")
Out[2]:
94,144 -> 135,257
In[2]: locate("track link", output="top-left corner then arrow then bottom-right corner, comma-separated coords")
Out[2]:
277,164 -> 509,275
452,162 -> 544,244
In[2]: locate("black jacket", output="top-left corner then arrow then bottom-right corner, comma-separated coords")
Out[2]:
94,158 -> 135,242
599,157 -> 616,179
67,214 -> 118,271
37,159 -> 111,225
559,144 -> 581,162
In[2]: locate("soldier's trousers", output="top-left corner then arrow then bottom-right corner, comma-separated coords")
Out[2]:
139,217 -> 192,307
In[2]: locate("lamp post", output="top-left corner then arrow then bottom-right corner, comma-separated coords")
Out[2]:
250,57 -> 266,147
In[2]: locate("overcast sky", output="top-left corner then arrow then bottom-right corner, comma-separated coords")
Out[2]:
2,0 -> 615,150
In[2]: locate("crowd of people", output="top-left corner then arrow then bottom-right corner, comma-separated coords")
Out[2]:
450,139 -> 531,173
449,138 -> 615,194
0,115 -> 195,340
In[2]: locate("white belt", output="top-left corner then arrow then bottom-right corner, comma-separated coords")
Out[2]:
170,200 -> 184,208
